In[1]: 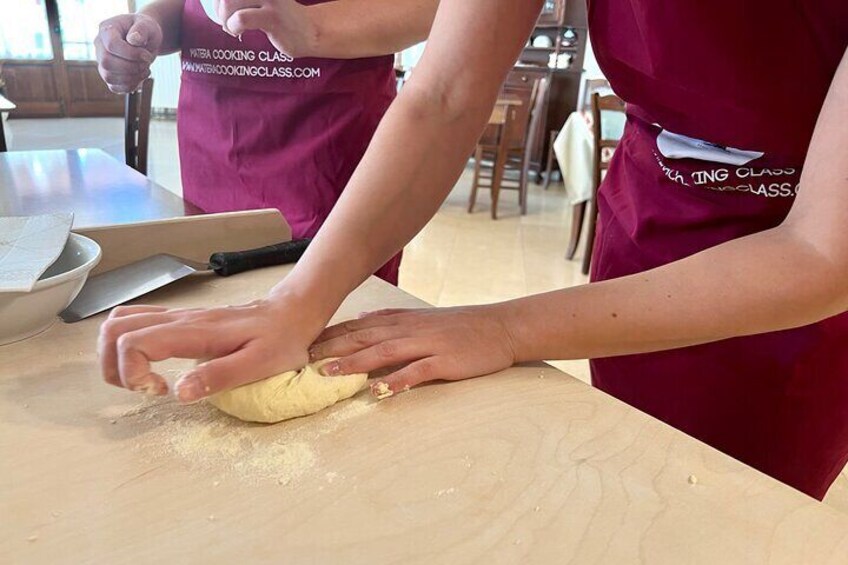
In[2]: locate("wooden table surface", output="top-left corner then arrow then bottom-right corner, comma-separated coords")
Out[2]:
0,149 -> 200,227
2,265 -> 847,563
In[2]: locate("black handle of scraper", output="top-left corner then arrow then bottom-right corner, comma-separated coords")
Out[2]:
209,238 -> 311,277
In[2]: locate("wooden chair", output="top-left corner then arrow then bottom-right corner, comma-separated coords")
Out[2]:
124,77 -> 154,175
581,78 -> 611,112
468,76 -> 548,219
575,91 -> 625,275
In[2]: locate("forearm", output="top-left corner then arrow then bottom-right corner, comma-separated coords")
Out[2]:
272,0 -> 542,323
272,83 -> 490,320
506,49 -> 848,362
502,227 -> 848,361
138,0 -> 184,54
308,0 -> 438,58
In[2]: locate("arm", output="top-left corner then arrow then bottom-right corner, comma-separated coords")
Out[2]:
95,0 -> 543,402
137,0 -> 185,55
94,0 -> 184,94
311,48 -> 848,392
270,0 -> 545,324
220,0 -> 439,59
508,47 -> 848,361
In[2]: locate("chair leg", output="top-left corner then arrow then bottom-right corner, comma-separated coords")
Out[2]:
519,150 -> 530,215
468,147 -> 483,213
581,197 -> 599,276
491,140 -> 509,221
566,201 -> 586,260
490,156 -> 503,221
543,130 -> 558,190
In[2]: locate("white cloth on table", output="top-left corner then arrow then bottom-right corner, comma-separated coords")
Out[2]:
0,214 -> 73,292
553,110 -> 626,205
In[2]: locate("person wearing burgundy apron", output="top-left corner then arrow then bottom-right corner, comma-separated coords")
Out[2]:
96,0 -> 438,285
98,1 -> 848,501
178,0 -> 403,281
585,1 -> 848,499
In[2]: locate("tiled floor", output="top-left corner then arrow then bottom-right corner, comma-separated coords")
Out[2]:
5,117 -> 846,510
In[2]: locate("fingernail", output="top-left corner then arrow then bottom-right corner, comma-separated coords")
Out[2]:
128,374 -> 158,394
308,347 -> 318,362
357,311 -> 371,319
127,31 -> 143,45
140,51 -> 153,63
371,381 -> 394,400
175,374 -> 208,404
132,378 -> 165,396
321,361 -> 341,377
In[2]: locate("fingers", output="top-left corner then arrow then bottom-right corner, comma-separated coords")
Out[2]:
360,308 -> 420,319
321,339 -> 428,377
315,315 -> 404,344
111,305 -> 170,318
310,325 -> 407,360
95,15 -> 158,91
125,18 -> 163,50
98,52 -> 147,75
371,359 -> 442,397
224,7 -> 267,37
115,322 -> 237,393
174,346 -> 278,403
102,70 -> 151,94
98,308 -> 176,387
218,0 -> 262,34
98,24 -> 155,63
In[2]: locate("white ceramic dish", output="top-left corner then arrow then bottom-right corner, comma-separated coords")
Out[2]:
0,233 -> 101,346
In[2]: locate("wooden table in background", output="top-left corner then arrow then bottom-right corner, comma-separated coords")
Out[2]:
2,263 -> 847,563
0,148 -> 200,227
0,94 -> 16,153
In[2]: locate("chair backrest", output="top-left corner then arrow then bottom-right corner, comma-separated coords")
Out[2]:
125,77 -> 154,175
590,91 -> 625,190
523,75 -> 551,161
501,78 -> 539,151
582,77 -> 611,112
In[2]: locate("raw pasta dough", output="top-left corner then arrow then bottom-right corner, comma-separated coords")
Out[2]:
208,359 -> 367,423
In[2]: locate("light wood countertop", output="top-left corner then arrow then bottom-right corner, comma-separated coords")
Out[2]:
1,265 -> 847,563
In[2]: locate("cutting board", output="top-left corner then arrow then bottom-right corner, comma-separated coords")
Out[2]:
1,266 -> 847,564
76,208 -> 291,276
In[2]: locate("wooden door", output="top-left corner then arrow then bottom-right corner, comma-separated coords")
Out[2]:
0,0 -> 127,118
0,0 -> 64,117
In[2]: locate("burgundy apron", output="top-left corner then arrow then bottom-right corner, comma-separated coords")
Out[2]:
177,0 -> 401,283
588,0 -> 848,499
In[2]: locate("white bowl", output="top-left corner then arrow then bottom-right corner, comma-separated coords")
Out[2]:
0,233 -> 101,345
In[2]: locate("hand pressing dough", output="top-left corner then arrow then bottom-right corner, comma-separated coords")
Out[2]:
208,359 -> 367,423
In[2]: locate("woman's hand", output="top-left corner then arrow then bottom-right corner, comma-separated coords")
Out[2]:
216,0 -> 316,57
215,0 -> 437,59
308,305 -> 519,396
95,13 -> 162,94
97,297 -> 316,403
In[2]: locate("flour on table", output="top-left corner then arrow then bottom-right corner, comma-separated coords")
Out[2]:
109,380 -> 379,485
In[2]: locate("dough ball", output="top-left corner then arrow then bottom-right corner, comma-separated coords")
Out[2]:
207,359 -> 367,424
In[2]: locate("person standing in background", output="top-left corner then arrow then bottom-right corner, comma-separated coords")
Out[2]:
95,0 -> 437,284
